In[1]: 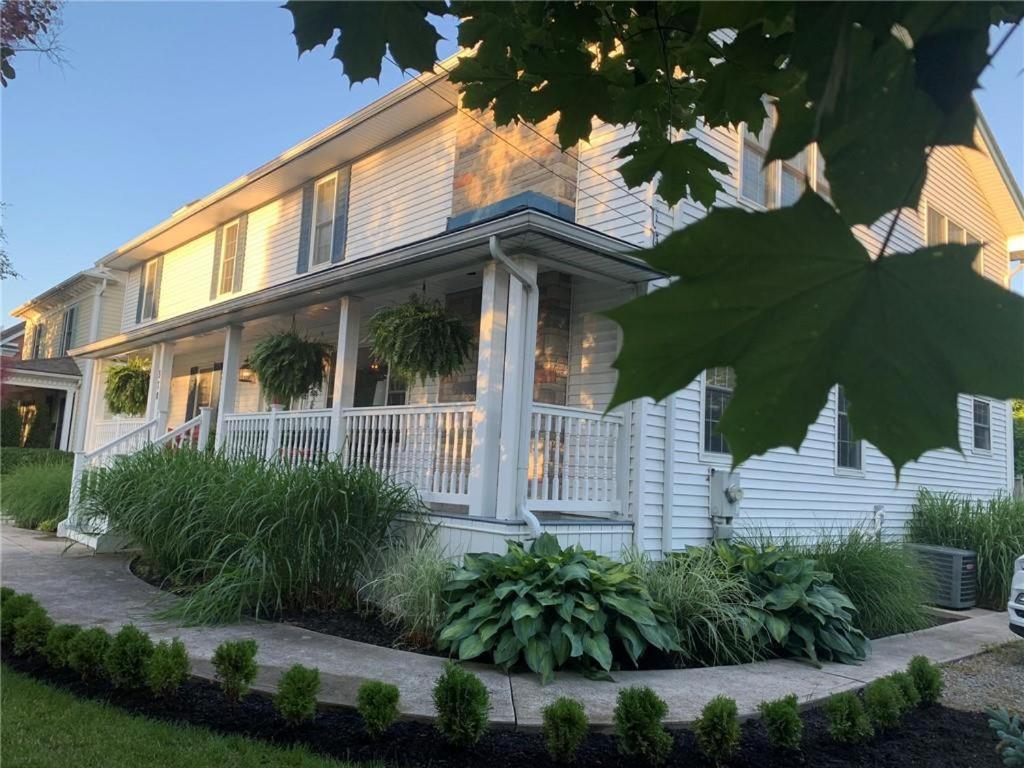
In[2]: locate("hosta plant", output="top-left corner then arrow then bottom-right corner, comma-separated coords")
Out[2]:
104,357 -> 150,416
716,543 -> 869,665
438,534 -> 678,683
368,294 -> 473,384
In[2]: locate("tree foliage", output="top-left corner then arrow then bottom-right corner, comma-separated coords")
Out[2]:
286,1 -> 1024,474
1,0 -> 64,87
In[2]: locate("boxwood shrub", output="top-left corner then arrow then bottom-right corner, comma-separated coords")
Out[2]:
43,623 -> 82,668
432,662 -> 489,748
438,534 -> 678,682
542,696 -> 589,764
147,638 -> 190,697
613,686 -> 673,765
105,624 -> 154,689
67,627 -> 112,681
356,680 -> 400,740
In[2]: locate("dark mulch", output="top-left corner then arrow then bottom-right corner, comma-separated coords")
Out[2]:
2,649 -> 1003,768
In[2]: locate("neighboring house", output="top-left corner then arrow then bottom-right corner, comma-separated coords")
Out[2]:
3,270 -> 125,451
42,58 -> 1024,554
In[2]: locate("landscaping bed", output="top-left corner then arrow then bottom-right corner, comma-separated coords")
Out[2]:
0,649 -> 1005,768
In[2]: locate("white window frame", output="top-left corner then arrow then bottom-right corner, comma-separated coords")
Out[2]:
971,397 -> 991,453
737,105 -> 828,210
217,219 -> 241,296
140,259 -> 159,322
58,304 -> 77,357
924,202 -> 984,275
309,172 -> 338,270
698,368 -> 734,464
834,385 -> 864,476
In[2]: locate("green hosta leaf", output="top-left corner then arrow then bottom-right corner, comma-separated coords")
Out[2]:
615,621 -> 646,666
617,137 -> 727,208
513,614 -> 542,646
438,616 -> 478,646
789,622 -> 818,664
524,635 -> 555,684
562,622 -> 584,658
602,594 -> 659,626
556,562 -> 590,584
285,1 -> 445,83
764,614 -> 790,645
458,632 -> 488,661
557,594 -> 575,623
763,583 -> 807,611
511,598 -> 542,621
608,192 -> 1024,474
478,619 -> 502,644
530,533 -> 562,558
493,629 -> 522,668
549,621 -> 571,666
495,580 -> 527,599
582,632 -> 613,671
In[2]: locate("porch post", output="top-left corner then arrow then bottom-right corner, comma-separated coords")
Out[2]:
328,296 -> 362,456
467,262 -> 510,517
216,324 -> 243,450
58,388 -> 76,451
72,359 -> 97,452
150,342 -> 175,434
495,257 -> 539,520
145,344 -> 161,421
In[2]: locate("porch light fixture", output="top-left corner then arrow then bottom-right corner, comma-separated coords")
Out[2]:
238,361 -> 256,383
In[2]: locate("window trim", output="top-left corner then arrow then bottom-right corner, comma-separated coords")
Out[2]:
139,259 -> 159,322
58,304 -> 77,357
217,219 -> 241,296
834,385 -> 864,476
308,172 -> 338,271
923,201 -> 984,274
698,368 -> 734,464
971,396 -> 992,454
737,110 -> 825,210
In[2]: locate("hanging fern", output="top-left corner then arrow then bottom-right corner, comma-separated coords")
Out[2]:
105,358 -> 151,417
248,329 -> 332,406
368,294 -> 474,384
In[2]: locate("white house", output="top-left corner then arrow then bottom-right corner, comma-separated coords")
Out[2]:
38,59 -> 1024,555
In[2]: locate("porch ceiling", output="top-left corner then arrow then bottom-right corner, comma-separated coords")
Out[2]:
72,210 -> 662,359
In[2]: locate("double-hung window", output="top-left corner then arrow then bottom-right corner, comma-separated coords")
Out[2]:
836,385 -> 862,471
927,207 -> 982,273
310,173 -> 337,268
741,116 -> 774,206
740,104 -> 825,208
972,398 -> 991,451
58,305 -> 77,356
218,221 -> 240,295
703,367 -> 735,455
140,259 -> 159,321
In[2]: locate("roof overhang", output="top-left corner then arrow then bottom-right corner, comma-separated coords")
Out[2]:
961,108 -> 1024,254
72,210 -> 661,359
10,267 -> 124,319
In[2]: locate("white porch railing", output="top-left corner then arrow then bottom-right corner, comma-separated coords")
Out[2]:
220,406 -> 332,466
341,403 -> 474,504
526,403 -> 624,514
89,418 -> 149,451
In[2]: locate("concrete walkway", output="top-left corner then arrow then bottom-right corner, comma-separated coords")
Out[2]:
2,524 -> 1018,729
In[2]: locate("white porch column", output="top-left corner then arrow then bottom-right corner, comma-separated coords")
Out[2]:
215,324 -> 243,450
72,359 -> 98,452
495,257 -> 539,520
58,388 -> 76,451
144,345 -> 161,422
328,296 -> 362,455
467,262 -> 510,517
148,342 -> 175,434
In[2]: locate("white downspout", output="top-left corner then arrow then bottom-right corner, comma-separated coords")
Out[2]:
489,235 -> 542,538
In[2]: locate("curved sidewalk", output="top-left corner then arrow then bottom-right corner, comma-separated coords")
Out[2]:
2,524 -> 1017,729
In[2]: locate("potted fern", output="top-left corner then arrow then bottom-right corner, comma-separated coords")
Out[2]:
368,295 -> 473,384
247,329 -> 332,407
104,357 -> 151,416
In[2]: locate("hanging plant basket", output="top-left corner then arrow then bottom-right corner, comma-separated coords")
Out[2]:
368,294 -> 474,384
248,329 -> 332,406
104,358 -> 151,417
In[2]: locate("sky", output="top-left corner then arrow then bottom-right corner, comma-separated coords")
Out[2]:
2,2 -> 1023,323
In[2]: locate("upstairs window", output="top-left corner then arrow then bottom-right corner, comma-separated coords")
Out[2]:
741,116 -> 774,207
927,207 -> 982,273
311,173 -> 337,268
740,105 -> 825,209
140,259 -> 159,322
31,323 -> 45,359
973,398 -> 991,451
218,220 -> 240,295
58,305 -> 77,356
703,367 -> 735,455
836,385 -> 862,470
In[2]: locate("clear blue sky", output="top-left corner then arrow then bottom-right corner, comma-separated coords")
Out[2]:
2,3 -> 1022,322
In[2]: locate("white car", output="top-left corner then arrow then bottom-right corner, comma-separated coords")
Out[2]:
1011,555 -> 1024,639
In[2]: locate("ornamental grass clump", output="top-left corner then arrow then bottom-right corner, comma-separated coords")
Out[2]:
356,680 -> 400,740
13,606 -> 53,656
758,694 -> 803,751
104,357 -> 150,416
907,655 -> 944,705
824,691 -> 873,745
694,695 -> 741,765
438,534 -> 678,683
78,445 -> 422,624
368,294 -> 474,384
213,639 -> 258,703
43,623 -> 81,668
432,663 -> 490,748
105,624 -> 154,689
863,678 -> 906,731
146,638 -> 190,697
613,686 -> 673,766
67,627 -> 111,682
1,460 -> 72,532
274,664 -> 321,725
542,697 -> 589,764
247,329 -> 332,406
909,490 -> 1024,610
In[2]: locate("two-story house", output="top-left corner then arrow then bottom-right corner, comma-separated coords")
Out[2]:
46,58 -> 1024,555
3,270 -> 125,451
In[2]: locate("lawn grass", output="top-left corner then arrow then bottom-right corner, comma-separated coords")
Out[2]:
0,665 -> 363,768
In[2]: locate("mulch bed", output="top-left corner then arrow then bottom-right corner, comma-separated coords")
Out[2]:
2,649 -> 1003,768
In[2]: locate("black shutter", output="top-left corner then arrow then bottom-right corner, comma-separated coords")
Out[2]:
296,180 -> 315,274
210,227 -> 224,300
331,167 -> 350,264
233,214 -> 248,292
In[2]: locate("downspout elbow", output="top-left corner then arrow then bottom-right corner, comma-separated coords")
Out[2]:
489,235 -> 537,292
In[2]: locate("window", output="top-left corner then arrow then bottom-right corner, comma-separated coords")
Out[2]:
740,105 -> 824,209
140,259 -> 159,321
31,323 -> 45,359
741,116 -> 774,206
926,207 -> 982,272
836,385 -> 862,470
703,367 -> 735,454
310,174 -> 337,268
353,347 -> 406,407
58,305 -> 77,356
218,221 -> 239,295
973,398 -> 991,451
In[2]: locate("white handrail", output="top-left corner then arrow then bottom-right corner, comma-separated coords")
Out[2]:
83,418 -> 157,462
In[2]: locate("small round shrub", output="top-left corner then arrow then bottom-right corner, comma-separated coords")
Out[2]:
825,691 -> 874,744
105,624 -> 154,689
888,671 -> 921,711
695,695 -> 741,765
542,696 -> 589,764
1,592 -> 39,643
758,694 -> 803,751
13,605 -> 53,656
432,662 -> 490,748
0,586 -> 15,604
274,664 -> 321,726
908,655 -> 944,705
357,680 -> 400,739
147,638 -> 190,697
863,678 -> 906,731
613,685 -> 673,765
67,627 -> 112,681
212,639 -> 259,703
43,623 -> 81,668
